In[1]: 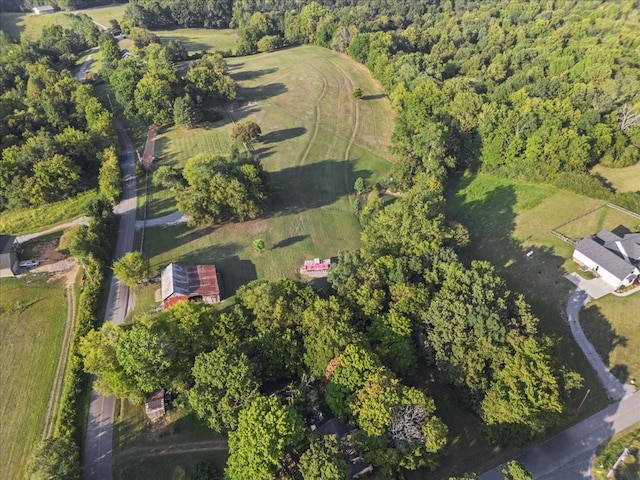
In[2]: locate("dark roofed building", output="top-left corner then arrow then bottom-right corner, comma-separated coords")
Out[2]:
315,418 -> 373,479
145,389 -> 166,421
573,229 -> 640,289
0,235 -> 20,278
161,263 -> 222,308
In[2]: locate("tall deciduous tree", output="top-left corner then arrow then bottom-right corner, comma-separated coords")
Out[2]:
226,396 -> 304,480
298,435 -> 350,480
98,146 -> 122,205
188,345 -> 260,433
28,437 -> 80,480
112,251 -> 149,288
230,120 -> 261,149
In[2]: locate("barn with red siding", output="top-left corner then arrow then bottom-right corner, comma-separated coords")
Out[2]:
161,263 -> 222,308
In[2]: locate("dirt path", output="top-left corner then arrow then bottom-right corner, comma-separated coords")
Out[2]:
16,216 -> 89,244
140,125 -> 157,170
299,64 -> 328,167
41,265 -> 79,439
115,439 -> 228,463
330,60 -> 361,192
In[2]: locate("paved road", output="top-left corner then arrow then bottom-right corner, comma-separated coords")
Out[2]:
480,391 -> 640,480
134,210 -> 189,229
480,287 -> 638,479
83,118 -> 137,480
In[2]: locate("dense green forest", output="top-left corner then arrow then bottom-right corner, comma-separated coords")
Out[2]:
0,14 -> 118,210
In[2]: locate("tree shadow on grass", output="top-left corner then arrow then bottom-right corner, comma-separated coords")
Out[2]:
260,127 -> 307,144
271,235 -> 309,250
581,303 -> 628,373
361,93 -> 386,100
231,67 -> 278,82
265,158 -> 373,217
238,83 -> 287,103
216,255 -> 257,297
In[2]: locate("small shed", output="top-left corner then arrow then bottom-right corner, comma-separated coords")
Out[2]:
145,389 -> 166,421
33,5 -> 55,14
161,263 -> 222,308
0,235 -> 20,278
300,258 -> 331,277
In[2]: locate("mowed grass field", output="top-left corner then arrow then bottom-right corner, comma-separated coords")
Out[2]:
0,276 -> 67,480
591,161 -> 640,193
114,400 -> 227,480
143,45 -> 394,294
446,173 -> 623,415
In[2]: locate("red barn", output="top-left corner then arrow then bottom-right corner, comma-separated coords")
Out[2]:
161,263 -> 222,308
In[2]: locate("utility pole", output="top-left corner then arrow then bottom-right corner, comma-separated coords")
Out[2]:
577,388 -> 590,413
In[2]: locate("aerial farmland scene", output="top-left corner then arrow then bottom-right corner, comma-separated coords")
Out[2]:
0,1 -> 639,480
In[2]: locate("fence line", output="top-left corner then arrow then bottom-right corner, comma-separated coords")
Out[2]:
549,229 -> 576,245
605,202 -> 640,221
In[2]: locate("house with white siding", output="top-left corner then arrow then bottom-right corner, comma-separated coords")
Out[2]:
573,229 -> 640,290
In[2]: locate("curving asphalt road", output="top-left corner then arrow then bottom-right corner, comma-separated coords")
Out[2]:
480,288 -> 639,479
83,118 -> 137,480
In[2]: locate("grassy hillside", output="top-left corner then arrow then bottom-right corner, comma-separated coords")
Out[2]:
142,45 -> 394,295
0,276 -> 67,480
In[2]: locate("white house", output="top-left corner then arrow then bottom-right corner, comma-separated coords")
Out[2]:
32,5 -> 55,15
573,229 -> 640,289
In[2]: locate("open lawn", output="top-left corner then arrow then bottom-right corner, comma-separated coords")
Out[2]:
143,45 -> 394,295
446,173 -> 613,416
581,293 -> 640,387
114,401 -> 227,480
554,204 -> 640,240
74,3 -> 128,28
155,28 -> 237,54
0,275 -> 68,480
592,424 -> 640,480
592,161 -> 640,193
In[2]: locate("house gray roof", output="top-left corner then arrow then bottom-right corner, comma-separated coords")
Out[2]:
595,229 -> 621,246
575,237 -> 637,280
0,235 -> 16,255
621,233 -> 640,260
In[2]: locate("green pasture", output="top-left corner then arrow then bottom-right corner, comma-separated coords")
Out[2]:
554,205 -> 640,240
143,46 -> 394,296
581,293 -> 640,387
74,3 -> 128,27
592,161 -> 640,193
592,424 -> 640,480
0,276 -> 68,480
0,11 -> 65,40
155,28 -> 237,54
0,190 -> 97,236
115,451 -> 228,480
114,401 -> 227,480
447,173 -> 613,414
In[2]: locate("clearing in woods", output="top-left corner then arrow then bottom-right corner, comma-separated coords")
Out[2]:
142,45 -> 395,294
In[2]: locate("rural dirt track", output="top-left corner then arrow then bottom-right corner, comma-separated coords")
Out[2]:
41,267 -> 78,439
115,440 -> 228,463
298,64 -> 328,167
330,60 -> 361,192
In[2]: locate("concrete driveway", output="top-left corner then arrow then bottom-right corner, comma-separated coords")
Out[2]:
565,272 -> 613,299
